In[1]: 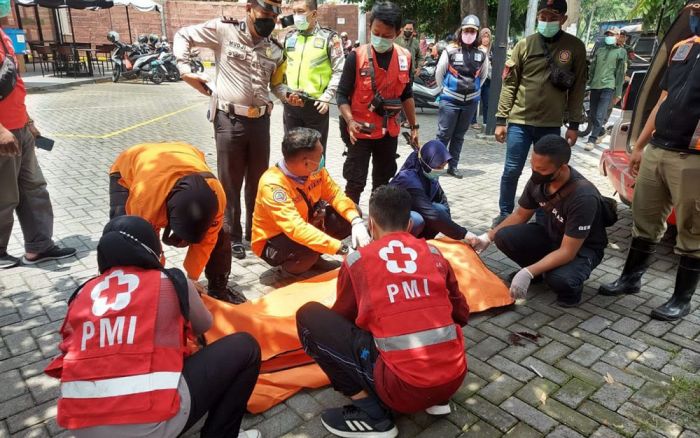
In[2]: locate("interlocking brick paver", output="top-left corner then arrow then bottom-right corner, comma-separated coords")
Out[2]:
514,378 -> 560,406
629,382 -> 672,410
0,81 -> 695,437
546,424 -> 585,438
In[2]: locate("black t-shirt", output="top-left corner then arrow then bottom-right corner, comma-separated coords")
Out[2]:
336,48 -> 414,107
518,167 -> 608,251
653,39 -> 700,153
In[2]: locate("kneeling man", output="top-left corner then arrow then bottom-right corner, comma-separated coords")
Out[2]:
297,185 -> 469,438
252,128 -> 370,274
110,142 -> 245,304
470,135 -> 608,306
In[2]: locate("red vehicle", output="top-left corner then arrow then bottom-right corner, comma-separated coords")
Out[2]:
598,3 -> 695,225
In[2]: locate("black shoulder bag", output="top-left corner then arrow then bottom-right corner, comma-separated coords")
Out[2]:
539,36 -> 575,91
540,179 -> 618,228
0,35 -> 18,101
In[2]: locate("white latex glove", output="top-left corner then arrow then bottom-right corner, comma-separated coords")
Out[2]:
509,268 -> 533,300
314,100 -> 329,114
469,232 -> 492,254
351,220 -> 371,249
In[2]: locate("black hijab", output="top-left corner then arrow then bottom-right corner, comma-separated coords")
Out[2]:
71,216 -> 189,319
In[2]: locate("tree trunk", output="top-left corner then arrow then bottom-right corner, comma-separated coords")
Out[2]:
461,0 -> 489,28
564,0 -> 581,34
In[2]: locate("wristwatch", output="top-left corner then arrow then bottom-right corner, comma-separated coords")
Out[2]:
410,124 -> 420,130
336,244 -> 350,256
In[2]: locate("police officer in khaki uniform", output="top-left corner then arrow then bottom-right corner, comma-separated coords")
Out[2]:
283,0 -> 345,153
600,3 -> 700,321
174,0 -> 298,263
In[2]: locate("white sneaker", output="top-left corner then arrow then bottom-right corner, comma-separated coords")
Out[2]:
584,142 -> 595,151
425,403 -> 451,415
239,429 -> 261,438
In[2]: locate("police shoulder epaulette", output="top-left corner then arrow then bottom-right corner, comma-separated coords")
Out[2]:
221,16 -> 239,24
270,38 -> 283,50
318,27 -> 334,38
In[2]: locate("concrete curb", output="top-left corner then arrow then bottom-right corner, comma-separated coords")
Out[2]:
26,76 -> 113,94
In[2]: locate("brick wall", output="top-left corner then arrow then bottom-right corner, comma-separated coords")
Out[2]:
6,0 -> 359,60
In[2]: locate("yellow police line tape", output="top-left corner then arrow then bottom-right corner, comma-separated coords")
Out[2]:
51,102 -> 206,139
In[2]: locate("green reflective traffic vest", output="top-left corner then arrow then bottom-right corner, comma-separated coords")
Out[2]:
285,28 -> 333,99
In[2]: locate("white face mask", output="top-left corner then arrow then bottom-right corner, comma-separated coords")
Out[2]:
294,13 -> 310,31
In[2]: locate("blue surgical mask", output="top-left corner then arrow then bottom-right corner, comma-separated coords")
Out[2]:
605,36 -> 617,45
537,21 -> 561,38
691,15 -> 700,36
424,168 -> 448,180
371,34 -> 394,53
294,14 -> 310,31
0,0 -> 10,18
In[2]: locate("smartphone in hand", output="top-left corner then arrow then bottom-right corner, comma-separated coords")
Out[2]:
35,136 -> 55,151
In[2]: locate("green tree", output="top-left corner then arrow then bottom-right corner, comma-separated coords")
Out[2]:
630,0 -> 687,36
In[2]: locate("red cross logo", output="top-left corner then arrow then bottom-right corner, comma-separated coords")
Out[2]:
379,240 -> 418,274
90,270 -> 139,316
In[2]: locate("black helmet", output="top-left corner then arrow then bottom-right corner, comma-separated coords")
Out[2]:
137,34 -> 148,44
148,33 -> 159,45
107,31 -> 120,43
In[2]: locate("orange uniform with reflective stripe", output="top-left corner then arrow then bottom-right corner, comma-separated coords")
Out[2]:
109,143 -> 225,280
251,165 -> 360,256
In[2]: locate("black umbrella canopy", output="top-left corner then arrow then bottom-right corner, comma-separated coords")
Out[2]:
16,0 -> 114,8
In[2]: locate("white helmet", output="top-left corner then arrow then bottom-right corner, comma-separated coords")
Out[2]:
461,15 -> 480,30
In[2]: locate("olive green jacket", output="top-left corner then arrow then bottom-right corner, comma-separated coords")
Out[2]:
496,31 -> 587,128
588,44 -> 627,97
394,35 -> 423,69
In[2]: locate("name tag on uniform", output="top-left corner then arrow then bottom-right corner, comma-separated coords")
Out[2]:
474,52 -> 484,62
672,43 -> 693,62
398,55 -> 409,71
454,53 -> 464,65
313,37 -> 325,49
360,67 -> 370,77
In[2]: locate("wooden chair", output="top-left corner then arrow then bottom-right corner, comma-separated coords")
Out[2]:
94,44 -> 114,75
55,45 -> 85,78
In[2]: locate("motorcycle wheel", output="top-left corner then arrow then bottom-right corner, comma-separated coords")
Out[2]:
112,68 -> 120,83
150,69 -> 165,85
166,68 -> 180,82
195,61 -> 204,73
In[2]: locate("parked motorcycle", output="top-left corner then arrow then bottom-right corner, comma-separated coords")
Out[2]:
413,63 -> 440,111
188,49 -> 205,73
107,31 -> 167,85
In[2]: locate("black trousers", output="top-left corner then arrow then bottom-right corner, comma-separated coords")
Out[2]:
283,102 -> 330,155
109,174 -> 231,280
215,110 -> 271,243
296,302 -> 380,398
494,223 -> 604,304
180,333 -> 261,438
261,206 -> 351,274
343,134 -> 399,204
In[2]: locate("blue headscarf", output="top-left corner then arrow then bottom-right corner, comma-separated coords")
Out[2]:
391,140 -> 451,197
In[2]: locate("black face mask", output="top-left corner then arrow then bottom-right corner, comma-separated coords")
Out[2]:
404,30 -> 413,38
531,169 -> 558,185
253,17 -> 276,38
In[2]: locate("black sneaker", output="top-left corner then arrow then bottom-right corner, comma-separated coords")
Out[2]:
447,168 -> 464,179
0,253 -> 20,269
209,286 -> 247,305
232,243 -> 246,260
22,246 -> 76,265
321,405 -> 398,438
491,214 -> 509,228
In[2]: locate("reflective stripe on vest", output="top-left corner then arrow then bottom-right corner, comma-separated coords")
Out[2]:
61,371 -> 181,399
285,31 -> 333,99
442,87 -> 481,102
374,325 -> 457,352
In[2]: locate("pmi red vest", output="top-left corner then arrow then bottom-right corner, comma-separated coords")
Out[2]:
347,232 -> 466,388
45,267 -> 188,429
351,44 -> 411,140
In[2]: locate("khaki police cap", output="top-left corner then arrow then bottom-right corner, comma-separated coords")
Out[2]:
252,0 -> 281,14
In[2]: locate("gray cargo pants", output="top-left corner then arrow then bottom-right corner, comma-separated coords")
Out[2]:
0,126 -> 54,254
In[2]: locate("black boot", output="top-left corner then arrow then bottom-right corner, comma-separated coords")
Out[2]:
206,274 -> 247,304
651,256 -> 700,321
599,237 -> 656,296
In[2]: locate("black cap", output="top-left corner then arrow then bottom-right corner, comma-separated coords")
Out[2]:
538,0 -> 567,14
252,0 -> 281,14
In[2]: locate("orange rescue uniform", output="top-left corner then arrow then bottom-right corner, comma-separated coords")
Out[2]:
252,166 -> 360,256
110,142 -> 226,280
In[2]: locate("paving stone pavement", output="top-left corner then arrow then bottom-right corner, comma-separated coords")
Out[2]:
1,80 -> 699,438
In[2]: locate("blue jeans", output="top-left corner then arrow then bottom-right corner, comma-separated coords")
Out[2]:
409,203 -> 451,237
588,88 -> 614,143
437,99 -> 479,171
472,78 -> 491,125
498,123 -> 561,216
